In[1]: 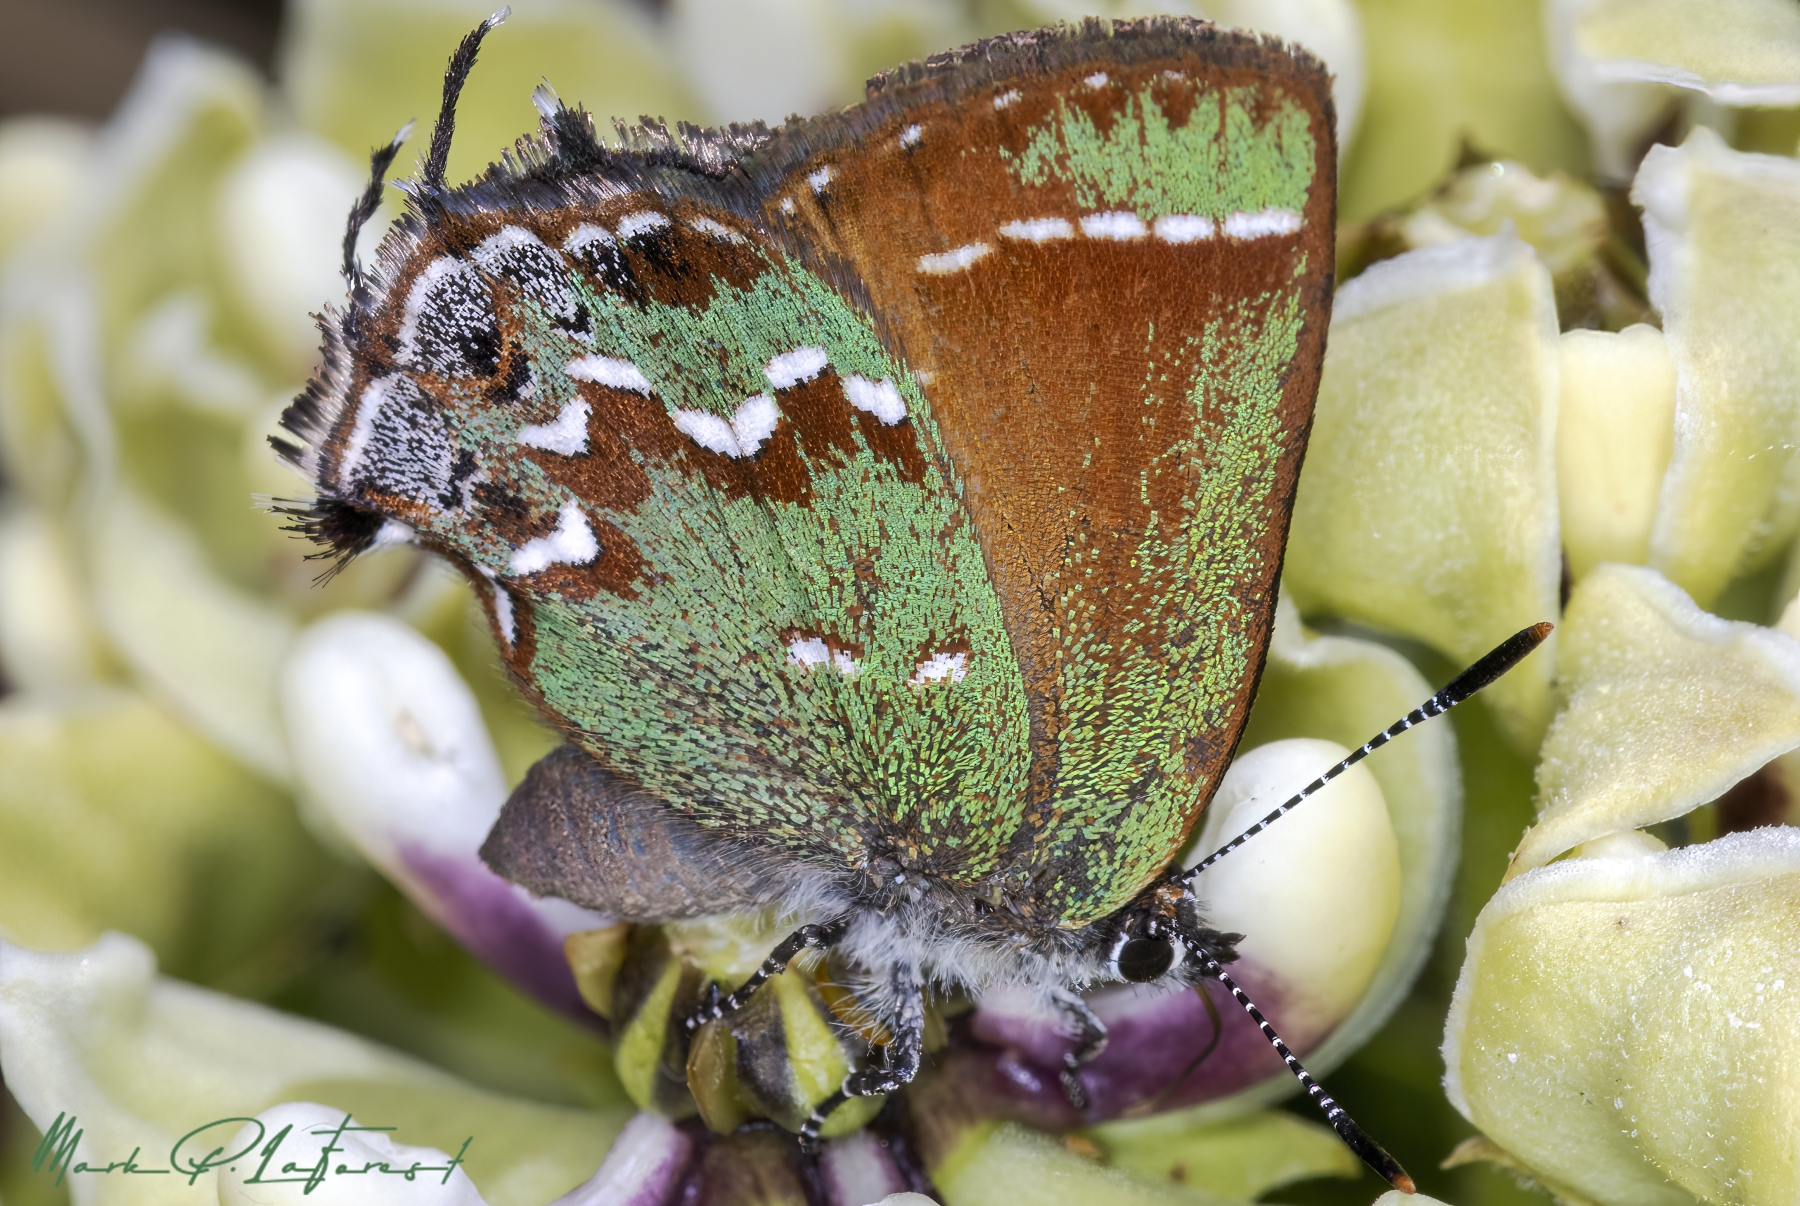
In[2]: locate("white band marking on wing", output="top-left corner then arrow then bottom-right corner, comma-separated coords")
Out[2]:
510,499 -> 599,576
917,243 -> 991,274
567,355 -> 652,394
517,398 -> 592,455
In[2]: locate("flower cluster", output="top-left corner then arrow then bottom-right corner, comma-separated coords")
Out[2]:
0,1 -> 1797,1204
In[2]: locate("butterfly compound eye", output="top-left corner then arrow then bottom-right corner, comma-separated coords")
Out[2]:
1115,936 -> 1176,983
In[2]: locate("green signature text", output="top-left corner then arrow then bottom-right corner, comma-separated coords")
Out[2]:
32,1110 -> 473,1192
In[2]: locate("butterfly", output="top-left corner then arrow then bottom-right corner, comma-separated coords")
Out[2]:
277,9 -> 1548,1190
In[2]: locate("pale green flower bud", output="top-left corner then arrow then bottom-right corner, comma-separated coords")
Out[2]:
1636,127 -> 1800,609
1547,0 -> 1800,176
1573,0 -> 1800,107
1445,827 -> 1800,1205
1513,563 -> 1800,876
1287,233 -> 1562,750
1545,0 -> 1686,181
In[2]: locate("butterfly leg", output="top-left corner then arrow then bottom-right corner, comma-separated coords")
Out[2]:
681,916 -> 850,1036
1051,990 -> 1108,1111
798,966 -> 925,1152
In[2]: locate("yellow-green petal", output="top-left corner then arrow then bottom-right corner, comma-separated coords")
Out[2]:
0,689 -> 341,990
1445,828 -> 1800,1206
1343,0 -> 1588,220
81,39 -> 268,374
1091,1109 -> 1359,1201
1514,563 -> 1800,876
0,508 -> 111,693
1557,324 -> 1676,582
1637,127 -> 1800,608
933,1123 -> 1193,1206
1287,233 -> 1562,750
89,488 -> 296,781
1576,0 -> 1800,106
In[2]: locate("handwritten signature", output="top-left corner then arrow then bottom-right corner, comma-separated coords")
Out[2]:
33,1111 -> 473,1192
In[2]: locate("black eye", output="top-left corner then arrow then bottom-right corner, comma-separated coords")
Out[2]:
1116,936 -> 1174,983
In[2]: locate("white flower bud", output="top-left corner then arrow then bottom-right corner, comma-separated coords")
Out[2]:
1190,738 -> 1401,1035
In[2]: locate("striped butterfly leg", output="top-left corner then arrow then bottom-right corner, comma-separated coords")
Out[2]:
799,966 -> 926,1153
680,916 -> 851,1037
1051,990 -> 1109,1111
1175,930 -> 1415,1194
1172,622 -> 1553,891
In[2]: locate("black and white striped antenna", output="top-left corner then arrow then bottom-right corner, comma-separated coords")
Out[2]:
1173,621 -> 1552,890
1177,933 -> 1416,1192
1161,622 -> 1552,1190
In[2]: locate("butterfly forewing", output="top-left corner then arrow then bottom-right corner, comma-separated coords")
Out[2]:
738,25 -> 1336,925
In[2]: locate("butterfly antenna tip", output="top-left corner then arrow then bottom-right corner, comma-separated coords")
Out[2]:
1176,621 -> 1553,886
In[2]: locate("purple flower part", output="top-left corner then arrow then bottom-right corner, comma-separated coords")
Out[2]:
550,1112 -> 693,1206
968,963 -> 1331,1122
967,990 -> 1081,1068
399,842 -> 597,1025
822,1129 -> 908,1206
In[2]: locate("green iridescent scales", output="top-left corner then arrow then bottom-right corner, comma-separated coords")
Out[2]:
1033,287 -> 1306,923
987,80 -> 1316,921
409,74 -> 1317,926
433,256 -> 1032,880
1005,84 -> 1315,218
